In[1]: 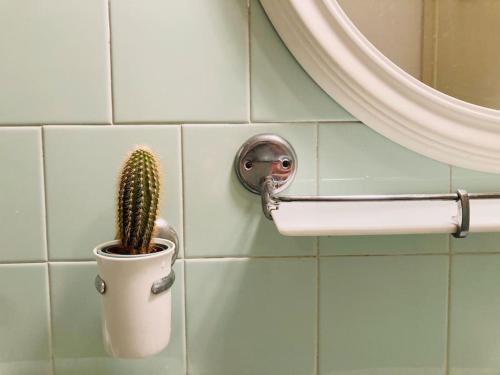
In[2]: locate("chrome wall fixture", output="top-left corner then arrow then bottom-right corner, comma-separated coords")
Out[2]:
234,134 -> 500,238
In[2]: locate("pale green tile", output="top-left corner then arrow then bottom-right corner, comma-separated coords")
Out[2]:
111,0 -> 247,123
0,128 -> 46,261
319,123 -> 450,255
318,123 -> 449,195
449,254 -> 500,374
186,258 -> 316,375
250,0 -> 353,122
0,0 -> 110,124
319,256 -> 448,375
44,126 -> 182,260
50,261 -> 185,375
452,167 -> 500,192
183,124 -> 316,257
319,234 -> 449,256
0,361 -> 52,375
451,167 -> 500,253
452,234 -> 500,253
0,264 -> 51,375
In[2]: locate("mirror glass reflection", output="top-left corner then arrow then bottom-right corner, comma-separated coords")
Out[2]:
337,0 -> 500,110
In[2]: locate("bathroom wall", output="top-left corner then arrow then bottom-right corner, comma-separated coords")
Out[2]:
0,1 -> 499,374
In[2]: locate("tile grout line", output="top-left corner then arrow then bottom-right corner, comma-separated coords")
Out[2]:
445,248 -> 452,375
445,165 -> 453,375
107,0 -> 115,125
40,128 -> 56,374
247,0 -> 252,124
114,121 -> 250,125
181,260 -> 188,375
46,264 -> 57,375
0,260 -> 51,265
3,250 -> 500,266
180,125 -> 190,375
40,128 -> 50,264
315,122 -> 321,375
315,254 -> 321,375
0,120 -> 361,127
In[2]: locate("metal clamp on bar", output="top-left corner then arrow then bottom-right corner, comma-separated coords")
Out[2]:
453,189 -> 470,238
95,269 -> 175,296
151,270 -> 176,295
95,218 -> 180,295
261,176 -> 279,220
234,134 -> 500,238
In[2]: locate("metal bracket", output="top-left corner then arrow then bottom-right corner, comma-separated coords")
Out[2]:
234,134 -> 297,195
151,270 -> 176,295
94,269 -> 175,296
155,218 -> 179,266
261,176 -> 280,220
95,275 -> 106,294
453,189 -> 470,238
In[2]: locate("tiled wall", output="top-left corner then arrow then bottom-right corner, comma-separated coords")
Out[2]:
1,1 -> 499,375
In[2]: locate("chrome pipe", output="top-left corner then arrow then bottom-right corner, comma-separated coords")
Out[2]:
276,192 -> 500,203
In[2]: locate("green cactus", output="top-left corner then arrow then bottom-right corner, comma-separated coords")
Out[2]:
117,147 -> 161,254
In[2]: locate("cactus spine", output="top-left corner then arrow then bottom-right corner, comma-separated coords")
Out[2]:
117,147 -> 161,254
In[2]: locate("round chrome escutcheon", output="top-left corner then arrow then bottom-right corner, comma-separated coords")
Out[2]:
234,134 -> 297,194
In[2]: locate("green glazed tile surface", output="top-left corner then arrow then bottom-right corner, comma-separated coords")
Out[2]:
50,261 -> 185,375
318,123 -> 449,195
319,234 -> 449,256
0,0 -> 110,124
186,258 -> 316,375
183,123 -> 316,257
250,0 -> 353,122
111,0 -> 248,123
319,256 -> 448,375
0,264 -> 51,375
318,123 -> 449,255
0,128 -> 46,261
451,167 -> 500,253
449,254 -> 500,374
44,126 -> 182,260
452,167 -> 500,192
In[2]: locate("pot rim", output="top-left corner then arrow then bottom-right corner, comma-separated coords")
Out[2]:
93,238 -> 175,261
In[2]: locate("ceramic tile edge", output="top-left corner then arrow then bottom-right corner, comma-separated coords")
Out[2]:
251,115 -> 358,123
40,127 -> 49,262
174,125 -> 184,259
42,127 -> 54,262
46,263 -> 56,374
179,259 -> 189,375
247,0 -> 252,124
106,0 -> 115,125
180,123 -> 190,373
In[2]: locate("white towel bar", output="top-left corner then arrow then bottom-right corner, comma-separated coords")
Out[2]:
234,134 -> 500,238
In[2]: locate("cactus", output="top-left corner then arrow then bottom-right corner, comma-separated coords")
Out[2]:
117,147 -> 161,254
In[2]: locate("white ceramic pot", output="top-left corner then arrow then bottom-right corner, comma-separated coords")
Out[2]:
93,238 -> 175,359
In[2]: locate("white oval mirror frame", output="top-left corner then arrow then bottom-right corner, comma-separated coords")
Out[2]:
260,0 -> 500,173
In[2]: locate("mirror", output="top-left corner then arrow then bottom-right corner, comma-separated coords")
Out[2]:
338,0 -> 500,110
